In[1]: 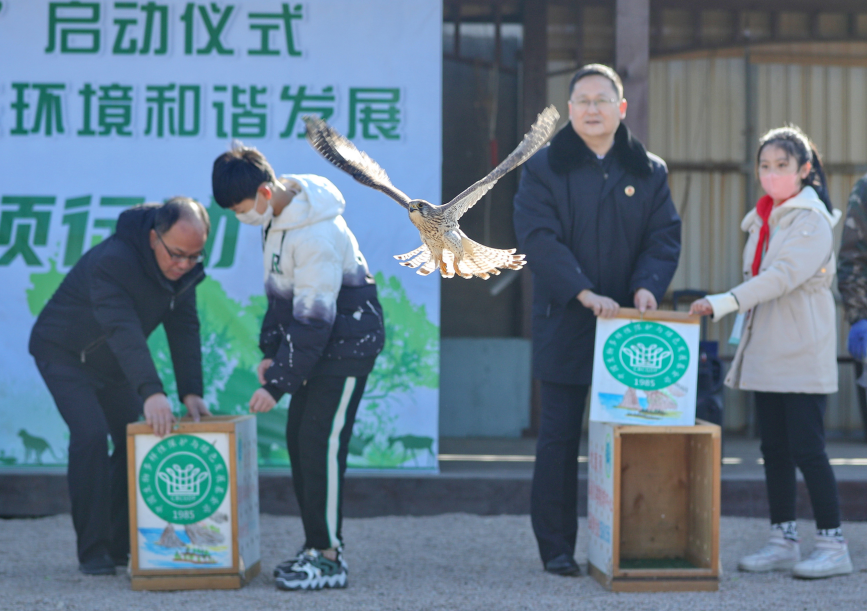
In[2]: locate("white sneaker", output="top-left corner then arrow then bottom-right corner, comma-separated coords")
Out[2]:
793,536 -> 853,579
738,530 -> 800,572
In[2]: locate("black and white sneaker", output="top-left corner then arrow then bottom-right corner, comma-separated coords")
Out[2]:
273,547 -> 306,578
274,548 -> 347,591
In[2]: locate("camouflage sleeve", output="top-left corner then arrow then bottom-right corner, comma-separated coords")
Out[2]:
838,174 -> 867,324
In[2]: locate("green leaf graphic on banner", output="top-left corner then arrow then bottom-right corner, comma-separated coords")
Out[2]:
348,272 -> 439,469
368,272 -> 439,396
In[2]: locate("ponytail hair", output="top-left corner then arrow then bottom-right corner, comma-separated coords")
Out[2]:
757,125 -> 832,212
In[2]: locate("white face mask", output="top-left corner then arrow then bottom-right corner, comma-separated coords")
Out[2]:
235,190 -> 273,226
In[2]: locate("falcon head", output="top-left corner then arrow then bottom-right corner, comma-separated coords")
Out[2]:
407,199 -> 434,219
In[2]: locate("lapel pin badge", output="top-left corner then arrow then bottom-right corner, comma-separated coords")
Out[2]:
625,186 -> 635,197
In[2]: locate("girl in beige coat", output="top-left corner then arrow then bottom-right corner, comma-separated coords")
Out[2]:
691,126 -> 852,579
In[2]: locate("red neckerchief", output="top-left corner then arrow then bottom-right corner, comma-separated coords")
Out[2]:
751,193 -> 795,277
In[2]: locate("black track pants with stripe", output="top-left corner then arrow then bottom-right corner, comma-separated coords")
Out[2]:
286,375 -> 367,550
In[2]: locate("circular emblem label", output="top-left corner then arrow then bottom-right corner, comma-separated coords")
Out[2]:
603,322 -> 689,391
139,435 -> 227,525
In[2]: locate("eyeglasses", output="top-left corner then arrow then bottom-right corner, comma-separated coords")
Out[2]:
570,97 -> 619,111
155,231 -> 206,264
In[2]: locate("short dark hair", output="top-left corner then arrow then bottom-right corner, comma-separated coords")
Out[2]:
568,64 -> 624,100
211,141 -> 277,209
154,196 -> 211,236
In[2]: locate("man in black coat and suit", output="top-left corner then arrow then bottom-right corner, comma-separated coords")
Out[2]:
513,64 -> 681,575
29,197 -> 212,575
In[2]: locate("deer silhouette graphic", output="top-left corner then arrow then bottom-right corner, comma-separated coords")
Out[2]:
387,435 -> 435,466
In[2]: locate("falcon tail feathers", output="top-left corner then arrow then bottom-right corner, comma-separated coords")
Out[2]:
395,244 -> 444,275
394,241 -> 526,280
393,244 -> 427,262
456,238 -> 526,279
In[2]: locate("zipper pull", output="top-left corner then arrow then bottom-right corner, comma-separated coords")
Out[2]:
81,350 -> 86,364
170,296 -> 175,311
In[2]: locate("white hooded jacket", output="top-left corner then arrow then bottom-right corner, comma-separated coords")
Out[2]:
259,174 -> 384,400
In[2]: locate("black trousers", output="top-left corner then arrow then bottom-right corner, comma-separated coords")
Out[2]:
531,381 -> 589,564
286,374 -> 367,550
35,359 -> 141,564
755,391 -> 841,530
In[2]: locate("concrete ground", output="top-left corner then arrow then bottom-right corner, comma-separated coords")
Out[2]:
2,513 -> 865,611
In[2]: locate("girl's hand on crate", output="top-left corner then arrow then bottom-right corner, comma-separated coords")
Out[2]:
689,298 -> 713,317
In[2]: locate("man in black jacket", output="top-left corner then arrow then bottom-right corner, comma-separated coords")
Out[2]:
29,197 -> 212,575
513,64 -> 681,576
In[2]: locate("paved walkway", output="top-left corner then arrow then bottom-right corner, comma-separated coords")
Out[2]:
2,513 -> 865,611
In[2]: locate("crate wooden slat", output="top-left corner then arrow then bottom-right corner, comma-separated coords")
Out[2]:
127,415 -> 260,591
612,307 -> 701,324
588,419 -> 721,592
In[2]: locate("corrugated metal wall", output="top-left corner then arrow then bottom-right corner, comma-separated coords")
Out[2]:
646,44 -> 867,435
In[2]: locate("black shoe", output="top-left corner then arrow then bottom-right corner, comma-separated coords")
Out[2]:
79,554 -> 116,576
545,554 -> 581,576
112,554 -> 129,567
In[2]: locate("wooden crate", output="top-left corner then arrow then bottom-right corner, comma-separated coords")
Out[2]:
587,419 -> 721,592
127,415 -> 260,591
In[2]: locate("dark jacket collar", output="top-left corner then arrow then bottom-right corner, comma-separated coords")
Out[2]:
547,122 -> 653,178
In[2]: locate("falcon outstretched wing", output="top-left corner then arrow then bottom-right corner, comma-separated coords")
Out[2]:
303,115 -> 412,209
439,105 -> 560,222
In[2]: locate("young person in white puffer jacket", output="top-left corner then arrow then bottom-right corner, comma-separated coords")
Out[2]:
212,143 -> 385,592
691,126 -> 852,580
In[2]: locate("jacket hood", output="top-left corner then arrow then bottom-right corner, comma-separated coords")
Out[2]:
115,204 -> 161,276
115,204 -> 205,290
547,122 -> 653,178
269,174 -> 346,231
741,186 -> 842,231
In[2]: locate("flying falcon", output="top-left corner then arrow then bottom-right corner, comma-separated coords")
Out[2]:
303,105 -> 560,279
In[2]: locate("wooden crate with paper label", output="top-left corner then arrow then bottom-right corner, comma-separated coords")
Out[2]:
126,415 -> 260,591
588,309 -> 720,591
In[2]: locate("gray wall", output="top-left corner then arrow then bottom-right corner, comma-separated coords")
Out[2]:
439,338 -> 531,437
